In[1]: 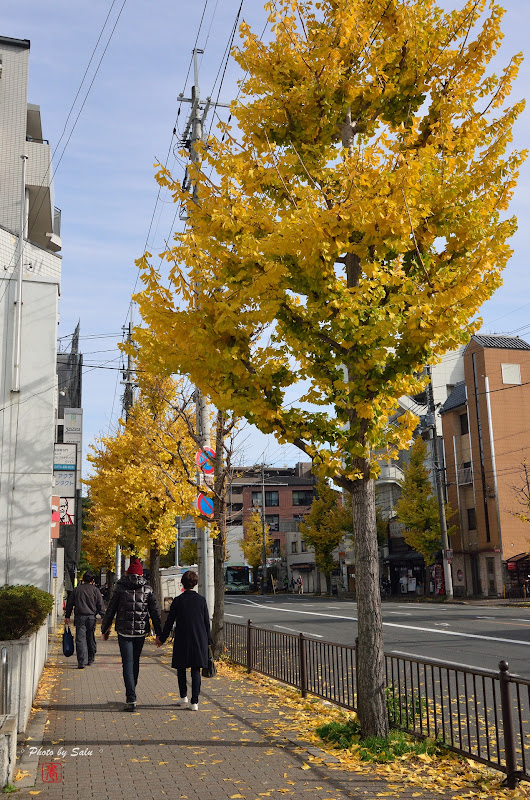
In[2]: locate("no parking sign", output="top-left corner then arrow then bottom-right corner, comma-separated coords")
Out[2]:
197,492 -> 214,518
195,447 -> 215,474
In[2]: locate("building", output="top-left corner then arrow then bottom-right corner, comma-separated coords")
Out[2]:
228,462 -> 317,587
441,335 -> 530,597
56,324 -> 83,591
379,349 -> 465,595
0,35 -> 63,594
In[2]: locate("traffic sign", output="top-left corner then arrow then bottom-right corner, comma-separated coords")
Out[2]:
195,447 -> 215,475
197,492 -> 214,518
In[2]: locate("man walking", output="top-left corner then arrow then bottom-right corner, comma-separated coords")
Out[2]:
65,571 -> 105,669
101,557 -> 162,711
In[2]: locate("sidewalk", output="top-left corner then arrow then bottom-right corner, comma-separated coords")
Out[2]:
11,637 -> 493,799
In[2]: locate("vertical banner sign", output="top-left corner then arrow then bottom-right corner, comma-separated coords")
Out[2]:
53,443 -> 77,498
51,495 -> 61,538
63,408 -> 82,491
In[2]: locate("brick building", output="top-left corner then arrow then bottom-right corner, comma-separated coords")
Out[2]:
440,335 -> 530,596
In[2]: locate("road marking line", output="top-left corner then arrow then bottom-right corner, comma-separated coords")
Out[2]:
387,611 -> 412,616
273,625 -> 323,638
226,600 -> 530,647
225,613 -> 244,618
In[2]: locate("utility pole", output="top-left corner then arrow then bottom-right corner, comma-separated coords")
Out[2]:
178,49 -> 228,615
114,322 -> 134,583
122,322 -> 134,422
260,463 -> 268,594
426,366 -> 453,599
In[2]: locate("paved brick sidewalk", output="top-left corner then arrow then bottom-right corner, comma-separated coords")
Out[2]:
14,637 -> 463,799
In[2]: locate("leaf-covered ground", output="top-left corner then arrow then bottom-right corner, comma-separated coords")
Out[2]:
216,659 -> 530,800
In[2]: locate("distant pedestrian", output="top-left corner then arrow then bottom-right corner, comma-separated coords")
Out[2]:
65,571 -> 105,670
296,576 -> 303,595
290,577 -> 295,593
156,570 -> 211,711
101,557 -> 162,712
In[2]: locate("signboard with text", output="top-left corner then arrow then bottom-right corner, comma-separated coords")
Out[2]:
54,472 -> 76,496
54,443 -> 77,471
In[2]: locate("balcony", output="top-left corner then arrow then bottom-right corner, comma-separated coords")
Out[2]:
378,463 -> 404,484
458,466 -> 473,485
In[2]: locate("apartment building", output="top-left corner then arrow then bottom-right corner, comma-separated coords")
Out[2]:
441,335 -> 530,597
0,35 -> 62,592
228,463 -> 316,584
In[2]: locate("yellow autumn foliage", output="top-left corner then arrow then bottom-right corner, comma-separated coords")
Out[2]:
134,0 -> 525,490
83,374 -> 198,569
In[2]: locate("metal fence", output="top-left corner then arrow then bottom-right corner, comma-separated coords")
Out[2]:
225,619 -> 529,788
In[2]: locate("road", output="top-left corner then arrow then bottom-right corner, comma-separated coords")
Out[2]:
224,594 -> 530,677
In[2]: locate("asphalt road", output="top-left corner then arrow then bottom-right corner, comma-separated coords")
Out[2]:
224,594 -> 530,677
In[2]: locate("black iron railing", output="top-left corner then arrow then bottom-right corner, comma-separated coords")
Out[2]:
225,619 -> 528,788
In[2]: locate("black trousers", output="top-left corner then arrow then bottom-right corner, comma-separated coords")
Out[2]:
118,636 -> 145,703
177,667 -> 201,704
74,615 -> 97,667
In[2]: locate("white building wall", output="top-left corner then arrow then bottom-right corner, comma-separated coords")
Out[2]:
0,239 -> 59,590
431,348 -> 466,434
0,39 -> 29,235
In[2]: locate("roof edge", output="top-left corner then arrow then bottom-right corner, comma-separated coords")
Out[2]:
0,35 -> 30,49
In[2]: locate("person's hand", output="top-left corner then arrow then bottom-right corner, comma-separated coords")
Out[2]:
155,636 -> 163,647
64,618 -> 70,625
102,630 -> 110,640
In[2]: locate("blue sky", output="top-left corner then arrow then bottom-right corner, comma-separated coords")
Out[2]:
3,0 -> 529,474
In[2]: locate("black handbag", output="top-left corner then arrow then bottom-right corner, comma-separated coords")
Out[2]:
202,645 -> 217,678
62,624 -> 74,657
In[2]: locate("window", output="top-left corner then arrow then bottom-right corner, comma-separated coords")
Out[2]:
292,490 -> 313,506
467,507 -> 477,531
272,539 -> 280,556
265,514 -> 279,532
251,490 -> 279,507
301,540 -> 307,552
293,513 -> 306,521
446,384 -> 455,398
265,491 -> 279,507
460,413 -> 469,436
291,541 -> 298,553
501,363 -> 521,385
231,485 -> 243,495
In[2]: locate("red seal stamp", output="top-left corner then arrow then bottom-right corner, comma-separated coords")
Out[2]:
41,762 -> 63,783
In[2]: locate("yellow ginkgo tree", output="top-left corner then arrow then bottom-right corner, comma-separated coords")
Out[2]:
135,0 -> 525,736
83,374 -> 198,605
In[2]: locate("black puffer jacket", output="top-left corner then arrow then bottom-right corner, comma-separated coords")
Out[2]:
101,574 -> 162,638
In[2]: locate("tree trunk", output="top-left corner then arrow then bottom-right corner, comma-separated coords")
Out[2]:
325,571 -> 333,596
351,475 -> 389,738
149,546 -> 162,611
211,526 -> 225,658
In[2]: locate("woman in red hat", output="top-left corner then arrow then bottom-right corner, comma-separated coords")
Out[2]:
101,557 -> 161,711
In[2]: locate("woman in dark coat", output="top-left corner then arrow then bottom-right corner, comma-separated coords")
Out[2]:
156,570 -> 211,710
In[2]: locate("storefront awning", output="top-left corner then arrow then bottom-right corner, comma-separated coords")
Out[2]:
290,563 -> 315,571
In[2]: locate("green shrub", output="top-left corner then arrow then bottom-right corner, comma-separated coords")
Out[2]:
316,716 -> 443,763
0,585 -> 54,640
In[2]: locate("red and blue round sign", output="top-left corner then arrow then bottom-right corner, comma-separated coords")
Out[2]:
197,492 -> 214,518
195,447 -> 215,475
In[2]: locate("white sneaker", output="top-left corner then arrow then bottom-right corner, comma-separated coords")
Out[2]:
190,703 -> 199,711
177,696 -> 188,706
